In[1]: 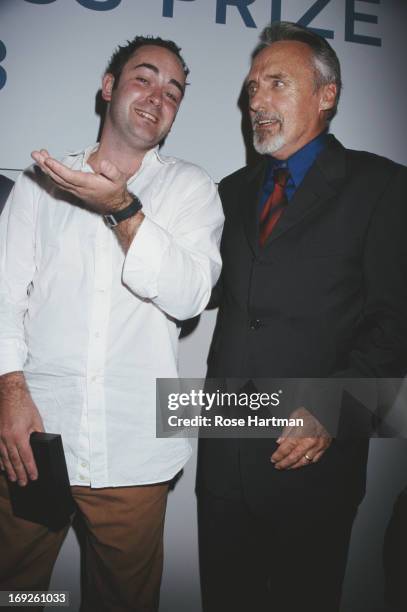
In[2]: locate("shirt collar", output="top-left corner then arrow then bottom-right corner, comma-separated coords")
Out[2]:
267,131 -> 327,189
65,144 -> 175,173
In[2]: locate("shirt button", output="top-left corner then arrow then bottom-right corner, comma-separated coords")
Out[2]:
95,332 -> 100,339
249,319 -> 262,330
81,461 -> 87,468
79,475 -> 87,481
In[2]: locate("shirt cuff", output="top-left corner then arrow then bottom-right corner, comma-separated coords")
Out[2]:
122,215 -> 171,299
0,340 -> 27,377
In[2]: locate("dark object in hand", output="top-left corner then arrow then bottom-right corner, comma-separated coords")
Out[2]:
7,432 -> 75,531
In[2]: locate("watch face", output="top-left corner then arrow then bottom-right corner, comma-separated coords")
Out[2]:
104,214 -> 118,228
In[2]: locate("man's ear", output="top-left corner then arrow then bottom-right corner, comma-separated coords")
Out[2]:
102,73 -> 115,102
319,82 -> 337,113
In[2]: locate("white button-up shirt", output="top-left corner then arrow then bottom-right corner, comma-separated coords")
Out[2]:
0,145 -> 223,487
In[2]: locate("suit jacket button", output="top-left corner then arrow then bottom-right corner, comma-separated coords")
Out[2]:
250,319 -> 261,330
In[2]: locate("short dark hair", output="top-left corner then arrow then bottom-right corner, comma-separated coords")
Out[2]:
105,35 -> 190,88
254,21 -> 342,121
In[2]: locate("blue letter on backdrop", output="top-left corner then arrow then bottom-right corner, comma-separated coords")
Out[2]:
297,0 -> 334,39
216,0 -> 256,28
163,0 -> 195,19
270,0 -> 281,22
76,0 -> 122,10
345,0 -> 381,46
0,41 -> 7,91
24,0 -> 56,4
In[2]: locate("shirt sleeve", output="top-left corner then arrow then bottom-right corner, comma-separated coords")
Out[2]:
0,167 -> 39,376
122,165 -> 224,321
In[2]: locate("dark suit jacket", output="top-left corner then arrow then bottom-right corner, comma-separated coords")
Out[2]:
0,174 -> 14,215
197,135 -> 407,512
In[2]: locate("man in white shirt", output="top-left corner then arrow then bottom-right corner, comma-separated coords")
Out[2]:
0,36 -> 223,610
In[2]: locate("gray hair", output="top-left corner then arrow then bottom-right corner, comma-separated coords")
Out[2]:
253,21 -> 342,121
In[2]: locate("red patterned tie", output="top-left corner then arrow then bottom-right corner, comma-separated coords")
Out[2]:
259,167 -> 290,247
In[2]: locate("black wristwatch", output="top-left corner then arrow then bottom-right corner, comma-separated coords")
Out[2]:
103,195 -> 143,229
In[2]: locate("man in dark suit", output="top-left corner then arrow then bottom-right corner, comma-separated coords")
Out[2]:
197,21 -> 407,612
0,174 -> 13,214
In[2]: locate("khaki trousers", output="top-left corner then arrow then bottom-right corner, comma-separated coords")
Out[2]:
0,474 -> 168,612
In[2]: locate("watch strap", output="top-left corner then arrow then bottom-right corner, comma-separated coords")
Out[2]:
104,196 -> 142,228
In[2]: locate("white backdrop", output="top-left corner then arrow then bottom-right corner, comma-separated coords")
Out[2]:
1,1 -> 407,610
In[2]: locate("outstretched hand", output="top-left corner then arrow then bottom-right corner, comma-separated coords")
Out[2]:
31,149 -> 131,214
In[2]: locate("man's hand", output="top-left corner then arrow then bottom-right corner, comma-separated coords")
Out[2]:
0,372 -> 45,486
31,149 -> 131,214
271,407 -> 331,470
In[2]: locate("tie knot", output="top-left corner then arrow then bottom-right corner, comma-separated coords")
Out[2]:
273,167 -> 290,187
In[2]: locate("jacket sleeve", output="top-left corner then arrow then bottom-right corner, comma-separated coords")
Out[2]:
305,165 -> 407,437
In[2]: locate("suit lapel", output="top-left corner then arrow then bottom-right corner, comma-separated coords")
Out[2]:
239,160 -> 266,256
261,135 -> 348,248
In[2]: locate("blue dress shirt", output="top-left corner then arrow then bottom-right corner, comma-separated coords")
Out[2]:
258,132 -> 327,212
